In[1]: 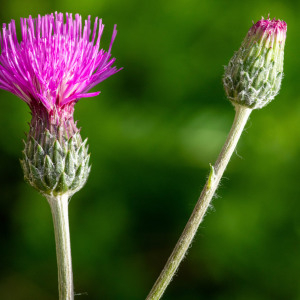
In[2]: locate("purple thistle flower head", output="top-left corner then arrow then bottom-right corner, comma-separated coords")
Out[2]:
2,12 -> 122,197
0,12 -> 121,136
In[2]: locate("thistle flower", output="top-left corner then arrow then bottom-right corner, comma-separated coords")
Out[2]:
0,12 -> 121,300
223,17 -> 287,109
0,12 -> 121,197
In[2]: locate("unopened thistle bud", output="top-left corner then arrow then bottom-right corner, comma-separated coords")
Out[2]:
0,12 -> 121,198
223,17 -> 287,109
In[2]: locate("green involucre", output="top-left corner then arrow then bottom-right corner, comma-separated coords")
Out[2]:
20,128 -> 91,197
223,29 -> 285,109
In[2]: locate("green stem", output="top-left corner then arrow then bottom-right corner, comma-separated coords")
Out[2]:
47,194 -> 74,300
146,104 -> 252,300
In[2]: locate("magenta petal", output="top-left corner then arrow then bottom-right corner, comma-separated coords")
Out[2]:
61,91 -> 101,106
0,12 -> 121,114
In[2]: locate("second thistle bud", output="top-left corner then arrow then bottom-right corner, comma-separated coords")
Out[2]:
223,17 -> 287,109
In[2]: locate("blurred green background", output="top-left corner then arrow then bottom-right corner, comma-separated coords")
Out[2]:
0,0 -> 299,299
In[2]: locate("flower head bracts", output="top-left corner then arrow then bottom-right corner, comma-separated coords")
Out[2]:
0,12 -> 120,113
223,17 -> 287,109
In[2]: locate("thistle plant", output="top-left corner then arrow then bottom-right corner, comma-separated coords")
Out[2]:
146,17 -> 287,300
0,12 -> 120,299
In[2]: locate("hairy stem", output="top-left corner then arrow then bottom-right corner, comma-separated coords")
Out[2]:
48,194 -> 74,300
146,104 -> 252,300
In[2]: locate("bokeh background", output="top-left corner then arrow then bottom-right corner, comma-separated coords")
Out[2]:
0,0 -> 299,299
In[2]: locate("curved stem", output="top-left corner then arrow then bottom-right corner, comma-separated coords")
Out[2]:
47,194 -> 74,300
146,104 -> 252,300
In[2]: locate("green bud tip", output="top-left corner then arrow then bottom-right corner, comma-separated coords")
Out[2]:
223,17 -> 287,109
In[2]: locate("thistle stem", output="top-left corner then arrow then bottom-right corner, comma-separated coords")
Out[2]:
47,194 -> 74,300
146,104 -> 252,300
